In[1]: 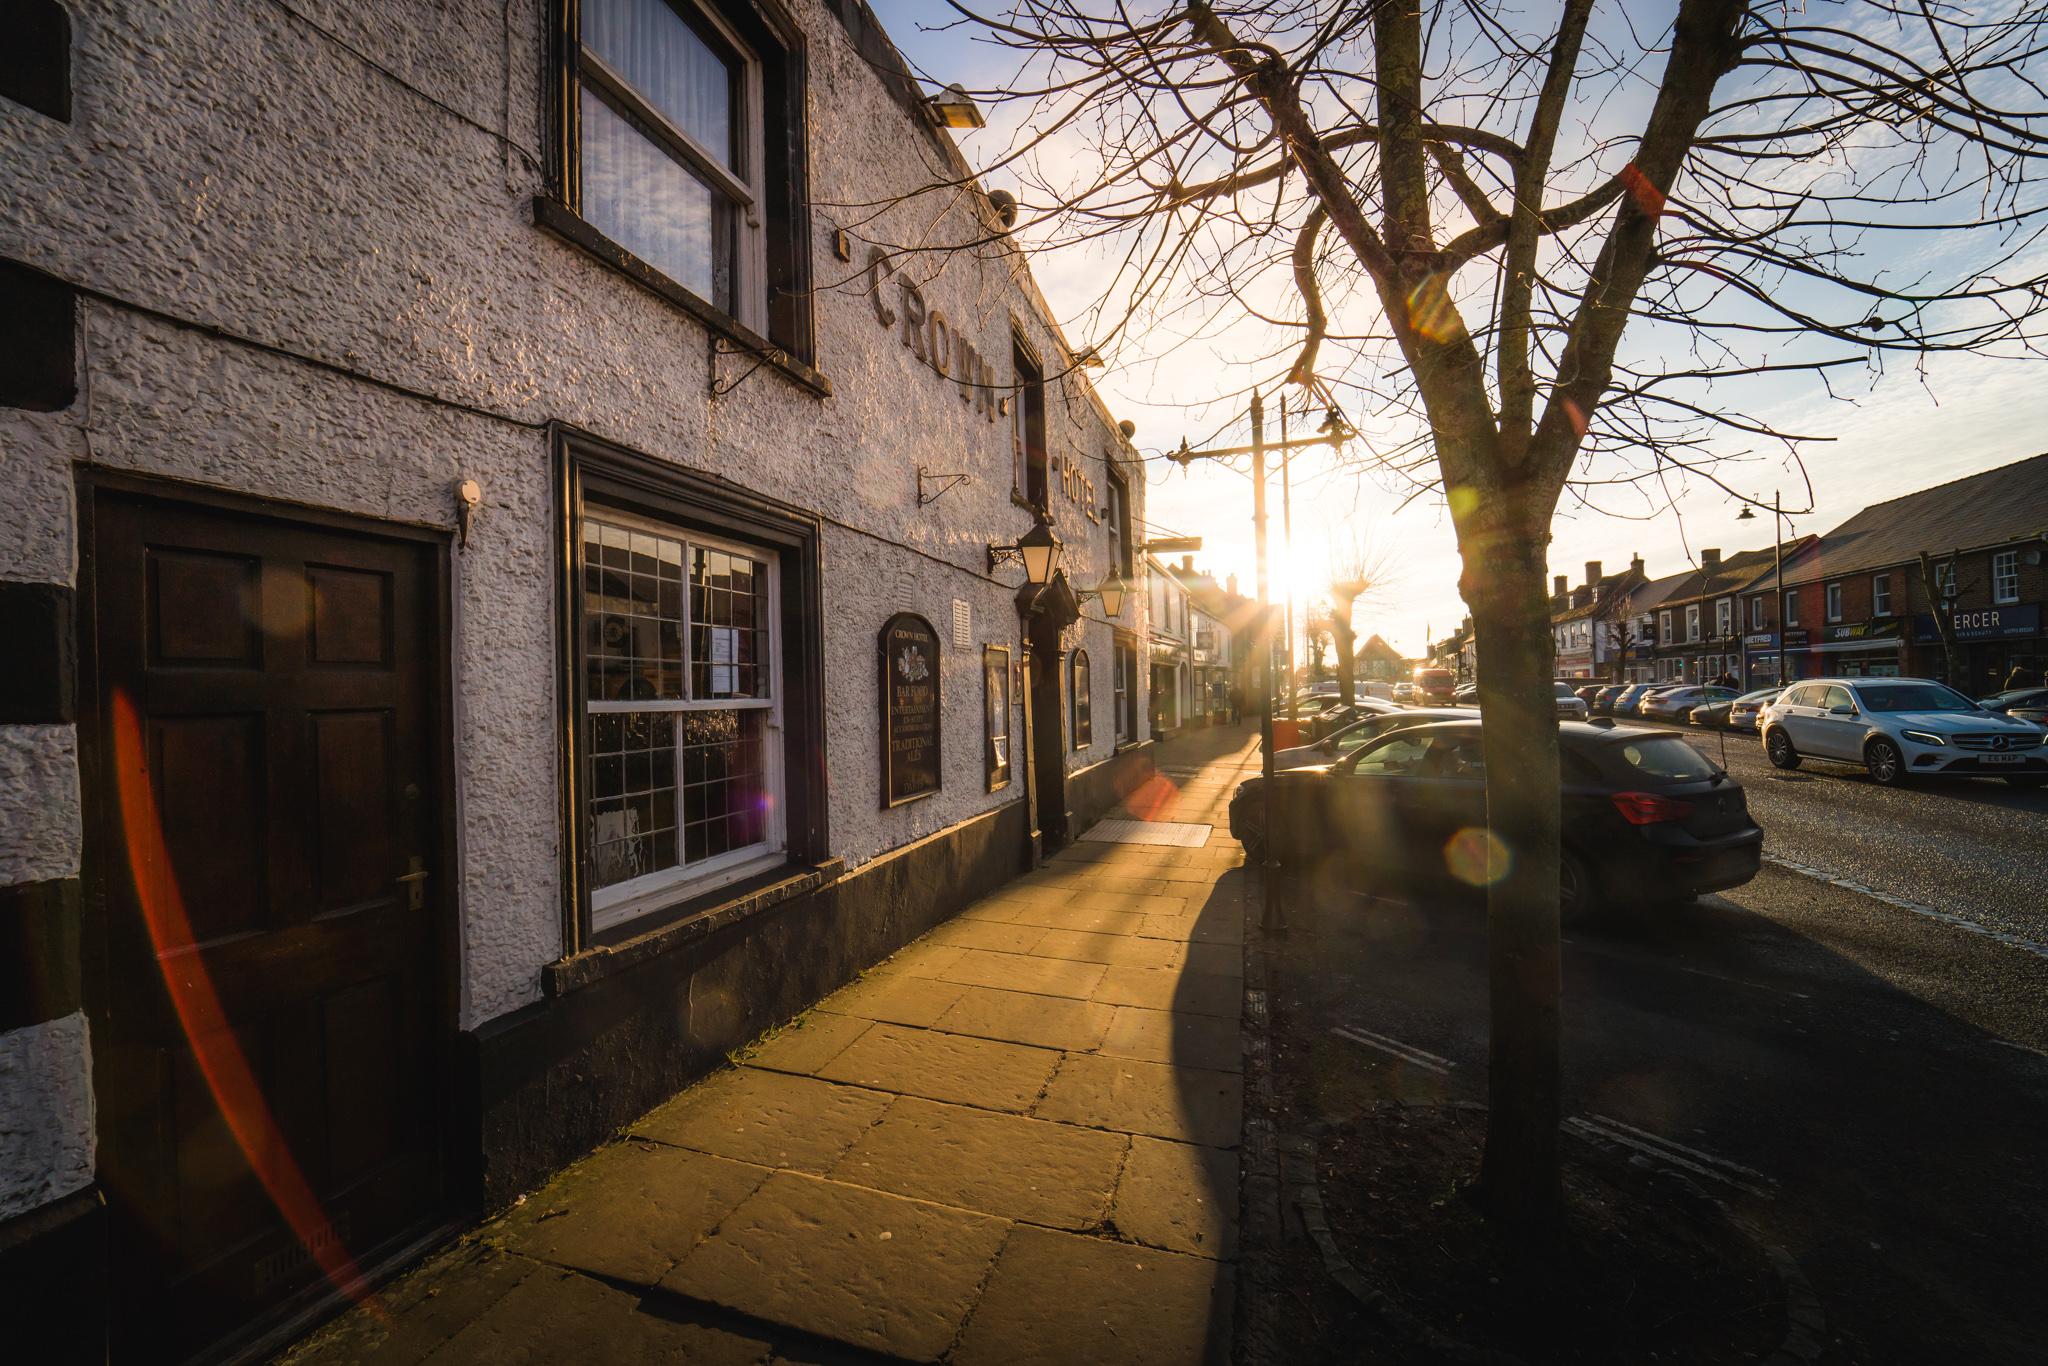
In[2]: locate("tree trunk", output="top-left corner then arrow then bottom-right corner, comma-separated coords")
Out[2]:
1331,591 -> 1359,706
1917,551 -> 1964,687
1464,514 -> 1566,1239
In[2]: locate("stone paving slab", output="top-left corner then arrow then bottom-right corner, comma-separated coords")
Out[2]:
990,887 -> 1193,916
1032,928 -> 1186,970
951,1224 -> 1234,1366
979,900 -> 1153,936
1093,966 -> 1242,1018
423,1262 -> 771,1365
1099,1006 -> 1242,1073
742,1010 -> 873,1074
930,984 -> 1116,1052
812,970 -> 968,1028
830,1095 -> 1127,1229
494,1141 -> 770,1287
631,1067 -> 896,1174
885,942 -> 971,979
1150,912 -> 1243,945
815,1021 -> 1060,1112
662,1171 -> 1011,1363
1035,1053 -> 1244,1148
1112,1137 -> 1240,1259
919,917 -> 1049,954
934,946 -> 1110,999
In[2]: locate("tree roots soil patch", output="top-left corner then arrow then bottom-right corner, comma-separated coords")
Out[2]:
1316,1104 -> 1781,1364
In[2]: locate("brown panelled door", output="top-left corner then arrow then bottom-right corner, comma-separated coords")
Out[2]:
88,488 -> 451,1362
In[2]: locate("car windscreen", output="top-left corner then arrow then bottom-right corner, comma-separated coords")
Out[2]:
1855,683 -> 1977,713
1612,736 -> 1721,782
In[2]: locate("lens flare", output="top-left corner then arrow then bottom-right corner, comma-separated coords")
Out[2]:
1443,826 -> 1511,887
1619,162 -> 1666,219
111,689 -> 383,1320
1404,273 -> 1466,343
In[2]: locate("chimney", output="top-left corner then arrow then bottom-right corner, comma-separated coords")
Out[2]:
1181,555 -> 1194,573
1553,574 -> 1568,597
1701,548 -> 1721,572
1584,561 -> 1602,588
1630,553 -> 1644,575
1226,574 -> 1238,596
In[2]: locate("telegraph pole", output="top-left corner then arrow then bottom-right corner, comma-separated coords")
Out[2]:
1249,392 -> 1275,786
1279,397 -> 1297,717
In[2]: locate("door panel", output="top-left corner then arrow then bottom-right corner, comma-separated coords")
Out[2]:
90,489 -> 449,1362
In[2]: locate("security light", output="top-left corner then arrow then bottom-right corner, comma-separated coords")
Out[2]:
926,84 -> 985,130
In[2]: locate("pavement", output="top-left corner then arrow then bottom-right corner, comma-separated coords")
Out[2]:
280,726 -> 1262,1366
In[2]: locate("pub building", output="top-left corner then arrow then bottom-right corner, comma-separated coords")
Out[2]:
0,1 -> 1156,1358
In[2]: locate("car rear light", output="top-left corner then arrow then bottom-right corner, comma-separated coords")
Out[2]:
1611,791 -> 1694,825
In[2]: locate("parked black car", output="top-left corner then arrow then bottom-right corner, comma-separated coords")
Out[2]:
1228,719 -> 1763,916
1593,684 -> 1628,714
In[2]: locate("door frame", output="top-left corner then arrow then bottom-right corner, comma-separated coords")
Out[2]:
72,467 -> 467,1350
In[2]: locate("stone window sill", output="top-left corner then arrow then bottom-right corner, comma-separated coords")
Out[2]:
531,196 -> 833,400
544,856 -> 845,997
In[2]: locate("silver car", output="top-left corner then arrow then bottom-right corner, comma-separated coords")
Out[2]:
1760,677 -> 2048,787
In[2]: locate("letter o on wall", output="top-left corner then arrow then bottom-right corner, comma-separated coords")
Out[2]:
928,312 -> 952,376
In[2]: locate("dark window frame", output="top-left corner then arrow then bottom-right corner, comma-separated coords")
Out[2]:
552,425 -> 829,955
1011,335 -> 1048,512
1106,470 -> 1133,578
544,0 -> 816,373
1071,649 -> 1091,749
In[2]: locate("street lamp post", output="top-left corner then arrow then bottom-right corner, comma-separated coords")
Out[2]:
1739,493 -> 1786,688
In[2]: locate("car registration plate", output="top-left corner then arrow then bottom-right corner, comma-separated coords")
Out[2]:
1980,753 -> 2024,764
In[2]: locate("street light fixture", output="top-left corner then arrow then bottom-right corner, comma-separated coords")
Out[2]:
925,84 -> 986,130
1079,571 -> 1127,618
988,519 -> 1063,584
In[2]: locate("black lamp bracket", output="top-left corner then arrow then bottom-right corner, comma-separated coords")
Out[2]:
917,467 -> 973,507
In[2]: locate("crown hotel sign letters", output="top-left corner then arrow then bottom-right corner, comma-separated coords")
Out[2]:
866,248 -> 1101,525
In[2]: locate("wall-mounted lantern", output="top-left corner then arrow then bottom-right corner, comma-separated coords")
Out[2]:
926,83 -> 985,130
988,519 -> 1063,585
1081,571 -> 1127,619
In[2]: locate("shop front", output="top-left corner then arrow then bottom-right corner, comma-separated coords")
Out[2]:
1913,603 -> 2045,692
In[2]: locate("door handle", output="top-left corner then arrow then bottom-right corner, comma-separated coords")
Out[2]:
397,857 -> 428,910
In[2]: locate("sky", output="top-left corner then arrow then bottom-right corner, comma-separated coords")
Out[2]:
867,1 -> 2048,661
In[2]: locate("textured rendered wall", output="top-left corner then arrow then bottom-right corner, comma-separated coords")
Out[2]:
0,0 -> 1148,1205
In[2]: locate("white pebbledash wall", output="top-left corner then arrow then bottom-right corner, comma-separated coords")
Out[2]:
0,0 -> 1145,1221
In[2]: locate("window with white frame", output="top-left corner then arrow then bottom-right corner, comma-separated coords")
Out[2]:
1872,573 -> 1892,616
1659,609 -> 1672,643
556,0 -> 810,356
1114,638 -> 1135,743
1686,604 -> 1701,641
1716,598 -> 1732,639
1825,582 -> 1843,622
1750,596 -> 1764,631
1784,591 -> 1799,627
985,645 -> 1011,791
1993,550 -> 2020,604
1934,560 -> 1956,601
581,509 -> 782,929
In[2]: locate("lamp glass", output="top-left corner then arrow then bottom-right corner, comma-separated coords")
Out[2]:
1016,522 -> 1062,585
1097,575 -> 1126,618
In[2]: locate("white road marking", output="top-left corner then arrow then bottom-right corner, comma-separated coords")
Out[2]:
1564,1114 -> 1773,1199
1330,1025 -> 1453,1074
1668,961 -> 1812,1000
1990,1038 -> 2048,1062
1763,853 -> 2048,962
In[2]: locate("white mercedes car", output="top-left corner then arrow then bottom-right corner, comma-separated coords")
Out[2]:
1759,677 -> 2048,788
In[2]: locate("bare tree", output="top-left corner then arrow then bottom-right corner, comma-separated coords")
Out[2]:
868,0 -> 2048,1237
1328,537 -> 1400,706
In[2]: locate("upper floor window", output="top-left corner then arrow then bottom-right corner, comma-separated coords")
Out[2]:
557,0 -> 811,357
1825,582 -> 1843,622
1872,573 -> 1892,616
1685,604 -> 1701,641
1071,651 -> 1092,748
1658,610 -> 1672,643
1749,596 -> 1764,631
1784,591 -> 1799,627
1933,561 -> 1957,602
1106,473 -> 1133,577
1715,598 -> 1731,639
1012,340 -> 1047,510
1993,550 -> 2020,604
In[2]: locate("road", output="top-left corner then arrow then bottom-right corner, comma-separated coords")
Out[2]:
1268,725 -> 2048,1363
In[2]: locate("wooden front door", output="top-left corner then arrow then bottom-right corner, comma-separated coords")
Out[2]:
86,486 -> 452,1362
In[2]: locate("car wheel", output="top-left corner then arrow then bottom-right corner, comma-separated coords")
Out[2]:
1764,728 -> 1801,769
2005,774 -> 2048,789
1864,737 -> 1907,787
1560,848 -> 1600,921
